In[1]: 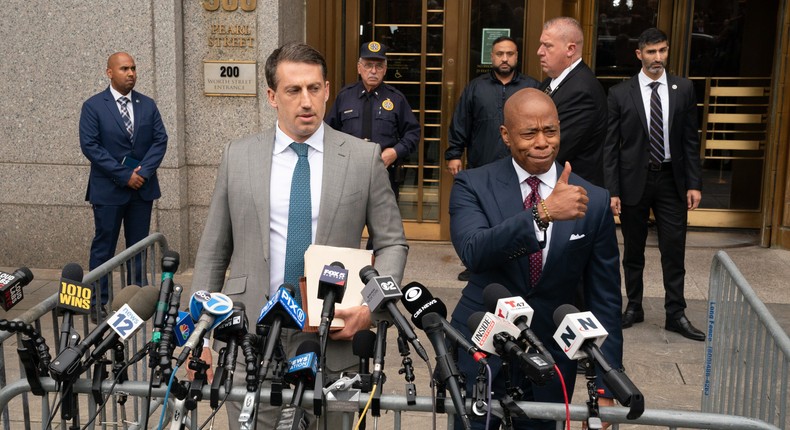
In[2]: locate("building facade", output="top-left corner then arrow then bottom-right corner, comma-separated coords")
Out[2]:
1,0 -> 788,270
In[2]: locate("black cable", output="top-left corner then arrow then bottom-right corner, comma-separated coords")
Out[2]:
197,391 -> 230,430
44,385 -> 63,430
79,342 -> 152,430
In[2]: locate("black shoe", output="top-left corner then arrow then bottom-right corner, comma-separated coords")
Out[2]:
90,305 -> 108,324
457,269 -> 470,282
621,306 -> 645,328
665,314 -> 706,341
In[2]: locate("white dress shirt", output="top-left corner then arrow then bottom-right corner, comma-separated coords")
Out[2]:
547,58 -> 582,92
109,86 -> 134,125
269,122 -> 325,296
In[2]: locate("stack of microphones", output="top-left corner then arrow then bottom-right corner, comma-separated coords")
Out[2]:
36,255 -> 648,428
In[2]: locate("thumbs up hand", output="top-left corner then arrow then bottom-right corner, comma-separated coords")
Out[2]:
542,162 -> 588,221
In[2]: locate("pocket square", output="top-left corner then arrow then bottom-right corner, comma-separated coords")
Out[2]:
570,233 -> 586,241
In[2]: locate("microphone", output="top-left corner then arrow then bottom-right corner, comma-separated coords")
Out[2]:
275,341 -> 320,430
400,282 -> 488,365
57,263 -> 93,314
49,285 -> 158,381
352,330 -> 376,376
359,266 -> 429,362
284,340 -> 320,406
371,321 -> 387,386
153,251 -> 180,332
256,284 -> 306,380
552,304 -> 644,419
317,262 -> 348,340
87,286 -> 158,365
56,263 -> 90,352
175,290 -> 234,365
213,302 -> 248,392
423,312 -> 472,429
483,283 -> 554,366
0,266 -> 33,311
468,312 -> 554,384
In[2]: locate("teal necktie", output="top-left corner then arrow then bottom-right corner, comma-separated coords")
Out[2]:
284,142 -> 312,306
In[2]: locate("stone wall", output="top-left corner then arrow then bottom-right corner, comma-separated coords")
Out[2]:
0,0 -> 302,269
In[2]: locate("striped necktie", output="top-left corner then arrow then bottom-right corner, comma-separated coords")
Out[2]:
648,81 -> 665,167
118,96 -> 133,141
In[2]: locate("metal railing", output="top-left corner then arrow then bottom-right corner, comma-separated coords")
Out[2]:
0,240 -> 786,429
704,250 -> 790,429
0,233 -> 169,430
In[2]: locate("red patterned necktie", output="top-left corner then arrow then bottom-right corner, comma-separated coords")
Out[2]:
523,176 -> 542,287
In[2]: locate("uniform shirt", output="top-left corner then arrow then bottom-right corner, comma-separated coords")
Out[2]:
325,81 -> 420,160
445,70 -> 540,168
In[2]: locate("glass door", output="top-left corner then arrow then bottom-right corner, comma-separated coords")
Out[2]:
593,0 -> 779,228
346,0 -> 458,240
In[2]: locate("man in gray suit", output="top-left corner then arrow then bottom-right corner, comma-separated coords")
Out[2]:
192,43 -> 408,429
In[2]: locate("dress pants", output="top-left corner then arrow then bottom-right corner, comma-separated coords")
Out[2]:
89,191 -> 153,305
619,168 -> 688,318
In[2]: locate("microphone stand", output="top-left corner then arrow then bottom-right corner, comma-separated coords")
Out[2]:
58,313 -> 80,428
185,343 -> 210,412
583,358 -> 604,430
396,328 -> 417,406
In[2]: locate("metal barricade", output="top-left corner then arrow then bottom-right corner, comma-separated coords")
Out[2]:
704,250 -> 790,429
0,233 -> 168,430
0,241 -> 786,429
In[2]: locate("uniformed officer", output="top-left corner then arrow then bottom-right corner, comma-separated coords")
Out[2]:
326,41 -> 421,199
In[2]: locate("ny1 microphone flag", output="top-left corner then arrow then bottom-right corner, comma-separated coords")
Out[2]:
552,310 -> 608,360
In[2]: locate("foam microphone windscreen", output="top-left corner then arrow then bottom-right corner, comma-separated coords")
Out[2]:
466,311 -> 486,332
483,283 -> 513,313
282,283 -> 297,295
14,267 -> 34,284
126,285 -> 160,321
61,263 -> 83,282
400,281 -> 448,329
296,340 -> 321,356
111,285 -> 143,312
553,303 -> 580,327
352,330 -> 376,359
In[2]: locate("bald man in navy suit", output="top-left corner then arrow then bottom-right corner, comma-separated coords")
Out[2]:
449,88 -> 622,429
80,52 -> 168,319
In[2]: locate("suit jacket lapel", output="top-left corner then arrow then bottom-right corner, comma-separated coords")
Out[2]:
628,77 -> 649,137
550,61 -> 583,95
102,88 -> 132,144
129,90 -> 140,144
316,127 -> 350,244
252,129 -> 275,263
494,158 -> 526,221
494,159 -> 535,287
666,74 -> 678,134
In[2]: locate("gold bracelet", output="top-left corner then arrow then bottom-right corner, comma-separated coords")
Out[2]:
540,199 -> 553,223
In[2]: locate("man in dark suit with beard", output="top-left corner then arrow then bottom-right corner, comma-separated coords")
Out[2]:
603,28 -> 705,341
537,16 -> 607,186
